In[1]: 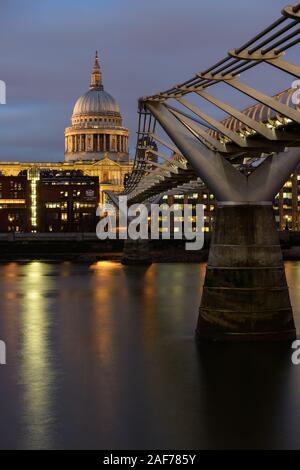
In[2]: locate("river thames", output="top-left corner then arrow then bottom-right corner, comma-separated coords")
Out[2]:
0,261 -> 300,449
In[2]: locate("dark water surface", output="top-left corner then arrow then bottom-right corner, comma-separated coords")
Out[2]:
0,261 -> 300,449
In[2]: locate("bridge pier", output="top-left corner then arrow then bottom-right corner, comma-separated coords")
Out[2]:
145,101 -> 300,342
197,203 -> 296,341
121,238 -> 152,265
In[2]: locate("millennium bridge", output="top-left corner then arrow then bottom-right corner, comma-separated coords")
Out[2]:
110,3 -> 300,342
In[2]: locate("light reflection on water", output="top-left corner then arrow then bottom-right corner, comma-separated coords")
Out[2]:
0,260 -> 299,449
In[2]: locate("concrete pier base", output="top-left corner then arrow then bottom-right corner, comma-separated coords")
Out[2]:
196,204 -> 296,342
121,238 -> 152,265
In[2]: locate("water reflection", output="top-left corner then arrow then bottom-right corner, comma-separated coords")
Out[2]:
195,342 -> 297,449
18,262 -> 58,449
0,261 -> 300,449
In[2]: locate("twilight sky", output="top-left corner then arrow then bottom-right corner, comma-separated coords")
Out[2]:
0,0 -> 296,162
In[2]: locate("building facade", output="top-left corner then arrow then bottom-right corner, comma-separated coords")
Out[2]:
0,53 -> 133,233
0,171 -> 99,233
64,52 -> 129,163
0,51 -> 133,234
274,172 -> 300,231
161,191 -> 215,235
0,158 -> 132,206
0,174 -> 30,232
37,171 -> 99,232
162,169 -> 300,234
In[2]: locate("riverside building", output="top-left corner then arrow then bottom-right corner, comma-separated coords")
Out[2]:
0,52 -> 132,232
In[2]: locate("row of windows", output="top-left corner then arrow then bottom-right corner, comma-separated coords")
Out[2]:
164,193 -> 215,201
73,117 -> 120,124
161,227 -> 210,233
45,203 -> 68,209
0,192 -> 24,199
45,182 -> 95,186
3,182 -> 24,190
160,204 -> 214,211
47,212 -> 94,222
59,190 -> 82,197
45,202 -> 96,209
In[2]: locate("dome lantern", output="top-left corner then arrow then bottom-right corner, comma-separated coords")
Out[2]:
90,51 -> 103,91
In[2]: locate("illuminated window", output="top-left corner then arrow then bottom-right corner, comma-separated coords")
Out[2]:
0,199 -> 26,204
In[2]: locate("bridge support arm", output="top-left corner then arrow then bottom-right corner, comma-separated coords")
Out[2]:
146,101 -> 248,202
248,147 -> 300,201
142,103 -> 299,342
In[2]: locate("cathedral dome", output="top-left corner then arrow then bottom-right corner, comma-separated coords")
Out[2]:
73,89 -> 120,116
65,51 -> 129,164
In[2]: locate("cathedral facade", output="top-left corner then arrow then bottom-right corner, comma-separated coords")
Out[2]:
0,52 -> 132,227
64,52 -> 129,163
